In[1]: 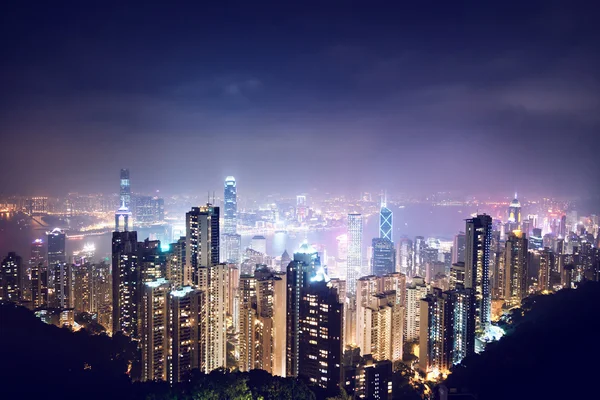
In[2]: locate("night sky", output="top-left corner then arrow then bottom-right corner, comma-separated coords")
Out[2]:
1,1 -> 599,197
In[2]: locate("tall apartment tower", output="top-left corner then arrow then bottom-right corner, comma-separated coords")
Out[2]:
185,205 -> 219,286
347,213 -> 363,293
140,278 -> 170,382
0,252 -> 22,302
464,214 -> 492,331
504,230 -> 529,305
111,230 -> 140,337
405,276 -> 428,342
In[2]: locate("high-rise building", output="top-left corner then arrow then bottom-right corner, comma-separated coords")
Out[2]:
286,242 -> 322,377
1,252 -> 22,302
222,233 -> 241,264
538,248 -> 555,292
141,278 -> 170,382
30,260 -> 48,308
379,196 -> 393,242
112,231 -> 140,337
115,202 -> 132,232
344,356 -> 393,400
185,205 -> 220,286
419,286 -> 475,374
166,237 -> 186,287
120,168 -> 131,209
47,228 -> 66,268
372,238 -> 396,277
198,263 -> 229,372
356,275 -> 380,355
138,239 -> 165,283
47,228 -> 68,308
170,286 -> 203,383
504,230 -> 528,305
413,236 -> 426,278
507,194 -> 521,225
224,176 -> 237,235
238,274 -> 256,372
347,213 -> 363,293
452,233 -> 466,264
405,276 -> 428,342
298,280 -> 343,395
397,238 -> 413,276
251,235 -> 267,255
73,263 -> 92,313
464,214 -> 492,331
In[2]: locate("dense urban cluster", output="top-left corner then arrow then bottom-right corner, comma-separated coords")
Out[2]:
1,170 -> 599,399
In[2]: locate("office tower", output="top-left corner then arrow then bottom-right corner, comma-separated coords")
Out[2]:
135,196 -> 154,224
508,194 -> 521,225
141,278 -> 170,382
419,286 -> 475,374
170,286 -> 203,384
120,168 -> 131,209
166,237 -> 186,287
452,233 -> 466,264
46,229 -> 71,309
379,196 -> 393,241
238,274 -> 256,372
286,242 -> 322,377
185,205 -> 220,286
372,238 -> 396,277
280,250 -> 291,273
298,280 -> 343,394
223,233 -> 241,264
224,176 -> 237,234
115,197 -> 133,232
251,235 -> 267,255
112,230 -> 140,337
347,213 -> 363,293
405,276 -> 428,341
464,214 -> 492,331
397,237 -> 413,275
413,236 -> 426,277
538,248 -> 554,292
1,252 -> 22,302
504,231 -> 528,305
139,239 -> 165,283
296,195 -> 307,223
530,228 -> 543,250
199,263 -> 229,372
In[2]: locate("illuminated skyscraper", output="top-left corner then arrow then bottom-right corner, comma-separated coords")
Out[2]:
379,196 -> 393,242
397,237 -> 413,276
185,205 -> 220,286
1,252 -> 22,302
538,248 -> 554,292
452,233 -> 466,264
47,228 -> 68,308
405,276 -> 427,342
464,214 -> 492,330
507,194 -> 521,225
372,238 -> 396,276
298,280 -> 343,395
170,286 -> 203,383
120,168 -> 131,209
347,213 -> 363,293
166,237 -> 186,287
141,278 -> 170,382
238,274 -> 257,372
504,231 -> 528,305
419,286 -> 475,374
224,176 -> 237,234
286,242 -> 322,377
115,202 -> 132,232
112,230 -> 140,337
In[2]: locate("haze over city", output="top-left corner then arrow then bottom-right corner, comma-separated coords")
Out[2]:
2,1 -> 599,197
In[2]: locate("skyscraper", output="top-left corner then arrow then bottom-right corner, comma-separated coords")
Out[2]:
1,252 -> 22,302
224,176 -> 237,234
47,228 -> 68,308
141,278 -> 170,382
286,241 -> 322,377
507,194 -> 521,225
379,196 -> 393,242
397,237 -> 413,276
404,276 -> 428,341
464,214 -> 492,331
372,238 -> 396,276
170,286 -> 203,383
504,230 -> 528,305
298,280 -> 343,395
112,230 -> 140,337
452,233 -> 466,264
120,168 -> 131,209
185,205 -> 220,286
347,213 -> 363,293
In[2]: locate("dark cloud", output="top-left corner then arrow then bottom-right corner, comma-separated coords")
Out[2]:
0,1 -> 598,198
